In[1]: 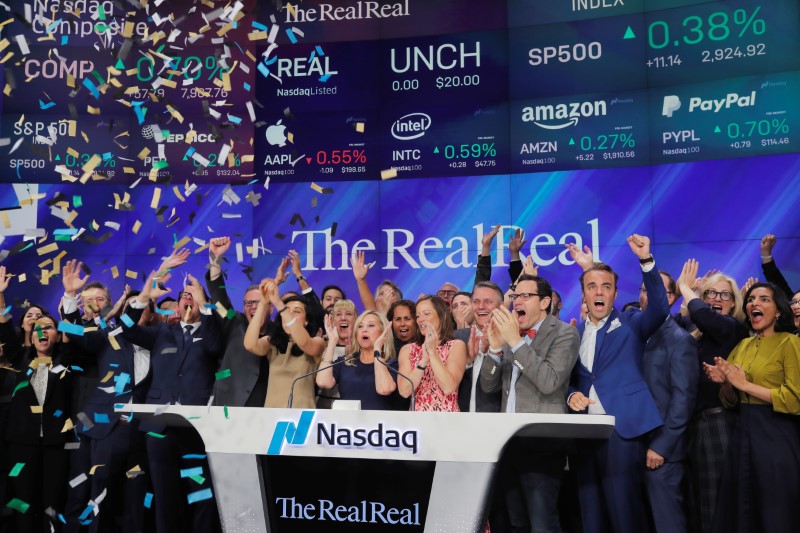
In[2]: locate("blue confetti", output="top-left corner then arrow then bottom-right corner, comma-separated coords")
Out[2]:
120,314 -> 134,328
53,409 -> 63,417
144,493 -> 153,509
182,454 -> 207,460
285,28 -> 298,44
82,78 -> 100,99
180,467 -> 204,478
94,413 -> 110,424
187,488 -> 213,504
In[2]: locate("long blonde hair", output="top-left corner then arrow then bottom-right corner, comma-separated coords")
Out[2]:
692,273 -> 745,340
347,311 -> 395,365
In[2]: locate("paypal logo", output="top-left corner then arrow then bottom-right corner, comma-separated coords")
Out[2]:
267,411 -> 315,455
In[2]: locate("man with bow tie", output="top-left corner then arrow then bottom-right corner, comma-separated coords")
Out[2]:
481,273 -> 579,533
566,234 -> 670,533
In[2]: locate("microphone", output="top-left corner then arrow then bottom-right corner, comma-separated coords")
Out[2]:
374,351 -> 416,412
288,353 -> 358,408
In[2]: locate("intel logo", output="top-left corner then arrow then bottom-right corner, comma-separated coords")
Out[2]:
391,113 -> 431,140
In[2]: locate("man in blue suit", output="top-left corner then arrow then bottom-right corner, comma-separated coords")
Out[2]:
640,271 -> 698,533
566,234 -> 669,533
123,266 -> 223,533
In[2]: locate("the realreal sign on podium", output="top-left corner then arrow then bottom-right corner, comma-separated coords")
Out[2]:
119,405 -> 614,533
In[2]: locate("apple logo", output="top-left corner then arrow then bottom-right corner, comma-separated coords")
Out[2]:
266,120 -> 288,147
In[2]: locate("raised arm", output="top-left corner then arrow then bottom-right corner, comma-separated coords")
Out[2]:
0,266 -> 10,325
243,279 -> 275,356
316,314 -> 341,389
627,234 -> 669,339
351,251 -> 377,311
372,325 -> 397,396
474,224 -> 500,285
507,227 -> 527,283
760,234 -> 794,298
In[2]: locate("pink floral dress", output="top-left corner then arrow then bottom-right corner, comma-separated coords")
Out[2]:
408,340 -> 460,412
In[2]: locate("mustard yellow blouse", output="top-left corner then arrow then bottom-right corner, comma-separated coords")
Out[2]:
721,332 -> 800,414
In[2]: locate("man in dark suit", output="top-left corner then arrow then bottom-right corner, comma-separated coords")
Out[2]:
456,281 -> 503,413
123,268 -> 223,533
481,274 -> 579,532
61,281 -> 152,532
640,271 -> 698,533
566,234 -> 669,533
206,236 -> 270,407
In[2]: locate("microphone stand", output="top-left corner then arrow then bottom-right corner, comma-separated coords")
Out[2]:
373,350 -> 416,412
287,353 -> 358,408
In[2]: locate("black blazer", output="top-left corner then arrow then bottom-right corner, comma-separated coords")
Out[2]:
122,305 -> 223,407
206,272 -> 269,407
63,309 -> 149,439
4,341 -> 83,446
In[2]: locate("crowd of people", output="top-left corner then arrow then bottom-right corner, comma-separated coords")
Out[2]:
0,229 -> 798,533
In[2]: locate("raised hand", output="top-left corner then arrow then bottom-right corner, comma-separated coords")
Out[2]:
185,274 -> 206,305
740,277 -> 758,298
324,313 -> 339,345
159,248 -> 190,273
626,234 -> 651,260
374,324 -> 390,355
508,228 -> 527,260
288,250 -> 304,278
491,306 -> 521,347
565,243 -> 594,271
521,256 -> 538,276
0,265 -> 9,293
209,236 -> 231,262
274,256 -> 291,285
481,224 -> 501,255
760,234 -> 776,257
63,259 -> 90,296
350,250 -> 371,281
677,259 -> 699,294
486,317 -> 503,353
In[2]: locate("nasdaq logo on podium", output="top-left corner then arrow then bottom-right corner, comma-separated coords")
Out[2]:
267,411 -> 419,455
268,411 -> 316,455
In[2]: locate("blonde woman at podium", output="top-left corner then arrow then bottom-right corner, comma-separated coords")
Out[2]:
398,295 -> 467,411
244,278 -> 325,409
316,310 -> 401,410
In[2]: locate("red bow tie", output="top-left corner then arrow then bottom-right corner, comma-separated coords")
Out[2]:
520,329 -> 537,338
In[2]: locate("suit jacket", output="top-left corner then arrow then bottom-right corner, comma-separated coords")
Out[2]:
570,266 -> 668,439
4,342 -> 83,446
643,317 -> 699,462
762,259 -> 795,299
473,255 -> 522,288
454,328 -> 501,412
481,314 -> 579,414
63,309 -> 149,439
123,306 -> 223,407
206,273 -> 269,407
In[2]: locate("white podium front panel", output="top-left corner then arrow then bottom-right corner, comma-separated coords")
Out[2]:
118,404 -> 614,533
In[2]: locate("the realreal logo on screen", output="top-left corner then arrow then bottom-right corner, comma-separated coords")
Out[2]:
292,221 -> 601,271
276,497 -> 420,526
522,100 -> 607,129
391,113 -> 431,140
267,411 -> 419,455
662,91 -> 757,117
285,0 -> 410,22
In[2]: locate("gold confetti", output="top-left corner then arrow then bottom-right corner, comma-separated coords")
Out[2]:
111,266 -> 119,279
132,220 -> 142,234
125,270 -> 137,279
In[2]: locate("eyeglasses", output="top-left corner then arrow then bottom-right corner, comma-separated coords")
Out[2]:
704,290 -> 733,301
243,300 -> 260,307
83,296 -> 107,304
178,292 -> 194,300
437,290 -> 457,297
791,299 -> 800,308
509,293 -> 546,302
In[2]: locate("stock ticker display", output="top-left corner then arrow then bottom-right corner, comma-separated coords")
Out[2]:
0,0 -> 798,320
0,0 -> 798,184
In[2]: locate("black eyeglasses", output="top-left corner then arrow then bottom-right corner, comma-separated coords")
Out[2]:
437,290 -> 457,297
509,293 -> 546,302
791,299 -> 800,308
704,290 -> 733,301
243,300 -> 260,307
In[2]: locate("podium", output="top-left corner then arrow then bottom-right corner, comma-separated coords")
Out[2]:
120,404 -> 614,533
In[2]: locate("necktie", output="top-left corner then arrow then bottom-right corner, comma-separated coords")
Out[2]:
183,325 -> 193,349
520,329 -> 537,339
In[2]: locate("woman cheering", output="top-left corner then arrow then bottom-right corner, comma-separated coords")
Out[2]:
705,282 -> 800,533
398,296 -> 466,412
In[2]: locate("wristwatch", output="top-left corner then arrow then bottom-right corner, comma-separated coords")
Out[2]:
639,255 -> 654,265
